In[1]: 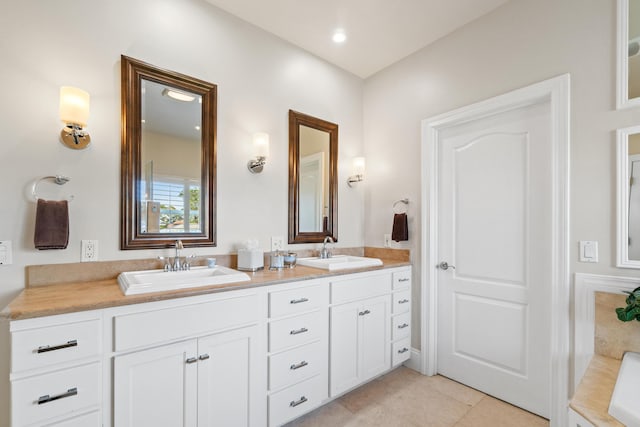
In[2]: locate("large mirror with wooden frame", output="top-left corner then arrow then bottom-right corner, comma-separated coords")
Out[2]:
121,55 -> 217,249
288,110 -> 338,244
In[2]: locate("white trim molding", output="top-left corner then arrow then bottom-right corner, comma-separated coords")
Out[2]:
617,0 -> 640,109
420,74 -> 571,427
573,273 -> 640,389
616,126 -> 640,268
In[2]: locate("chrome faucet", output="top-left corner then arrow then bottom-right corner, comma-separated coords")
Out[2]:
173,240 -> 184,271
320,236 -> 334,259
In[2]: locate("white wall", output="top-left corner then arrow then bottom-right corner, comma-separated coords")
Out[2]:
363,0 -> 640,348
0,0 -> 364,305
0,1 -> 363,421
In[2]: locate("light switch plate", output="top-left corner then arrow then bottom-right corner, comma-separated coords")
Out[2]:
579,241 -> 598,263
0,240 -> 13,265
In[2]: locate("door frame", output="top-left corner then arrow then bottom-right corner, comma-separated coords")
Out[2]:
420,74 -> 570,427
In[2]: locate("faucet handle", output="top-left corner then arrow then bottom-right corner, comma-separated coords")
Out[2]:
157,256 -> 171,272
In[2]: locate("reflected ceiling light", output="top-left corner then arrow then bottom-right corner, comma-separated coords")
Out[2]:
162,88 -> 196,102
332,30 -> 347,44
195,125 -> 201,131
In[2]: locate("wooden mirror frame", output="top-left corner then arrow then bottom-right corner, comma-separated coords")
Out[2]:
121,55 -> 217,249
288,110 -> 338,244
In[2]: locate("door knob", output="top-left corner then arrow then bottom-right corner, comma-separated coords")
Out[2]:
439,262 -> 456,270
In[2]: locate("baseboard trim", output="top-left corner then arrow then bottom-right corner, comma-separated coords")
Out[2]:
404,348 -> 422,373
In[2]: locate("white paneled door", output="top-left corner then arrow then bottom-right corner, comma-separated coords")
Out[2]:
436,101 -> 552,418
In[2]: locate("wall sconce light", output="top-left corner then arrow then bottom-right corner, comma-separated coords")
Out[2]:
247,132 -> 270,173
347,157 -> 365,187
59,86 -> 91,149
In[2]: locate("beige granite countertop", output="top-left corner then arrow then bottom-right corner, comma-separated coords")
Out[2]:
570,354 -> 623,427
1,249 -> 410,320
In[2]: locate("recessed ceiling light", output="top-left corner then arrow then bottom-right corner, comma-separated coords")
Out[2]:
162,88 -> 196,102
332,30 -> 347,44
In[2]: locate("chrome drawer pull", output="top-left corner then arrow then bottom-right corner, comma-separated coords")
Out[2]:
37,340 -> 78,354
358,309 -> 371,316
186,357 -> 198,364
397,323 -> 409,329
399,278 -> 410,282
290,360 -> 308,370
290,298 -> 309,304
199,354 -> 210,361
289,396 -> 308,407
398,299 -> 410,304
290,327 -> 308,335
397,347 -> 409,354
37,387 -> 77,405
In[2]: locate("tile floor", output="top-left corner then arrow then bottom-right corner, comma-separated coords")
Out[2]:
285,367 -> 549,427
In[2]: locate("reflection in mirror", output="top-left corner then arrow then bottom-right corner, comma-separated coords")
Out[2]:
121,56 -> 217,249
618,0 -> 640,108
289,110 -> 338,244
617,126 -> 640,267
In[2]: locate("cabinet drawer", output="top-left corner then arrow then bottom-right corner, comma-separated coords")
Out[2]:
114,293 -> 261,351
392,339 -> 411,366
269,284 -> 328,318
392,290 -> 411,314
42,410 -> 102,426
392,270 -> 411,290
269,311 -> 324,353
12,319 -> 101,373
268,375 -> 326,427
392,312 -> 411,341
331,273 -> 391,305
269,341 -> 324,391
11,362 -> 101,427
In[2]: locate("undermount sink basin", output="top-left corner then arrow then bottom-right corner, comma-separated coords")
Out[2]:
297,255 -> 383,271
608,351 -> 640,426
118,266 -> 251,296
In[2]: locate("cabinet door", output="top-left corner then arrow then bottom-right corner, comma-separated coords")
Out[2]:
197,325 -> 260,427
360,295 -> 390,382
114,340 -> 198,427
329,300 -> 360,397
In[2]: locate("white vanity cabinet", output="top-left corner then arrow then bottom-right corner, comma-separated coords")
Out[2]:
109,291 -> 266,427
9,311 -> 103,427
266,280 -> 329,427
8,263 -> 411,427
391,269 -> 412,366
113,325 -> 259,427
329,271 -> 393,397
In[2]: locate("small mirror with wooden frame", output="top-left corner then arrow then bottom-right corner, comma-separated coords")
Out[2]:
121,55 -> 217,249
288,110 -> 338,244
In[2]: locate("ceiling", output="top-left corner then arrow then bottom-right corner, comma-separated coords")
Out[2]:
205,0 -> 510,78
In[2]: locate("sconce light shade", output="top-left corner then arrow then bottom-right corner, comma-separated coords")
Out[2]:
248,132 -> 270,173
59,86 -> 91,149
347,156 -> 365,187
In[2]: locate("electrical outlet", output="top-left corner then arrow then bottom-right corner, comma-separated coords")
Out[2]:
81,240 -> 99,262
384,234 -> 391,248
271,236 -> 284,252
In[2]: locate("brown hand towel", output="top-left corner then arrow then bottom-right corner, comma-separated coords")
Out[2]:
34,199 -> 69,250
392,213 -> 408,242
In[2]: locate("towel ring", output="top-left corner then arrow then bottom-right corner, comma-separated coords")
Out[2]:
32,175 -> 74,202
393,198 -> 409,214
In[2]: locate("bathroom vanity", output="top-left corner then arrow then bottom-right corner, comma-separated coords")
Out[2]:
3,258 -> 411,427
